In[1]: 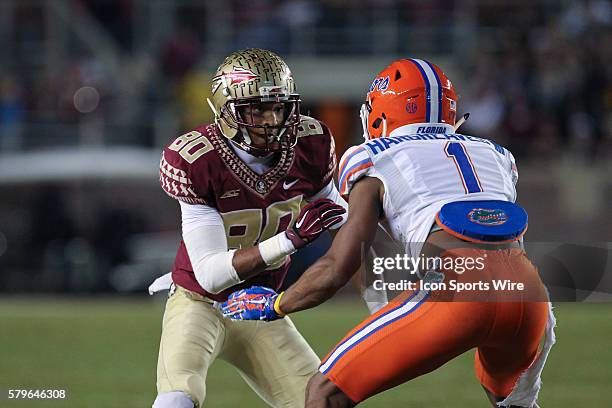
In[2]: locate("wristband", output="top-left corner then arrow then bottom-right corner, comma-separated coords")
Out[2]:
273,291 -> 286,317
258,232 -> 297,266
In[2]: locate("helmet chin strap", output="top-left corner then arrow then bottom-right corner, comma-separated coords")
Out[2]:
453,113 -> 470,131
240,127 -> 253,146
359,103 -> 370,141
237,127 -> 285,157
381,117 -> 387,138
360,103 -> 389,139
206,98 -> 219,119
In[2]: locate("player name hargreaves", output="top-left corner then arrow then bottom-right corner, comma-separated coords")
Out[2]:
373,279 -> 525,292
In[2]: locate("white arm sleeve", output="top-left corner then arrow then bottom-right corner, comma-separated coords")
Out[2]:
179,202 -> 242,294
308,180 -> 349,229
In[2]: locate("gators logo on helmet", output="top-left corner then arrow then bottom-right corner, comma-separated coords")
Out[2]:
360,58 -> 458,140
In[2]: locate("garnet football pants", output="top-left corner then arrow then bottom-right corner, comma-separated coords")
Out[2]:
156,285 -> 319,407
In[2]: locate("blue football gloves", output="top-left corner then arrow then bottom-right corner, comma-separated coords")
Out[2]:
220,286 -> 284,321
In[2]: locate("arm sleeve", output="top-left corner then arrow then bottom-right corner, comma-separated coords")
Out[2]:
307,180 -> 348,229
179,202 -> 242,294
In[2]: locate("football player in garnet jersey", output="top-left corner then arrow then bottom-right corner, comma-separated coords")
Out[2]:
221,58 -> 556,408
150,48 -> 347,408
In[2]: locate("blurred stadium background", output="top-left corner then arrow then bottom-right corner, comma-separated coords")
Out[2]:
0,0 -> 610,406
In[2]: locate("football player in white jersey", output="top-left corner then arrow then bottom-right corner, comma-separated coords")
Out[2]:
222,58 -> 555,408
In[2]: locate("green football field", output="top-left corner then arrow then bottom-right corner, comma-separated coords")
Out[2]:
0,297 -> 610,407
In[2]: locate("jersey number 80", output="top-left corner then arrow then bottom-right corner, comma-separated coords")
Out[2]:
221,195 -> 303,268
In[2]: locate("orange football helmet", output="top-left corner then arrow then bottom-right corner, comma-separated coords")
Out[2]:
360,59 -> 458,139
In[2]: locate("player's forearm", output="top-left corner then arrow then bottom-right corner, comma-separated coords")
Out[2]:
192,242 -> 288,293
280,256 -> 350,314
184,225 -> 288,293
234,230 -> 297,279
191,241 -> 290,293
232,246 -> 274,279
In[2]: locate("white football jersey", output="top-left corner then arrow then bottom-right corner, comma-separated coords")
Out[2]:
338,124 -> 518,257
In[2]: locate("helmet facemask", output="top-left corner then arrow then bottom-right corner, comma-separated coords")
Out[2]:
221,92 -> 301,156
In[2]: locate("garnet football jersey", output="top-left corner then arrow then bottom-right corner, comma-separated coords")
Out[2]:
160,116 -> 336,301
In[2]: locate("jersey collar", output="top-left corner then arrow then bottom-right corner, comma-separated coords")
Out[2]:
389,123 -> 455,137
209,125 -> 295,196
229,140 -> 275,175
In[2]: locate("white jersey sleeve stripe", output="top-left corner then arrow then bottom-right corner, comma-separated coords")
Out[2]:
338,146 -> 366,181
339,159 -> 373,196
339,147 -> 370,179
338,146 -> 373,196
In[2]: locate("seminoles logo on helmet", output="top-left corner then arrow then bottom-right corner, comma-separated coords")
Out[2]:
211,67 -> 259,93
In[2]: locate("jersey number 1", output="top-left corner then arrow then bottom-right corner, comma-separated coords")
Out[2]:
444,142 -> 483,194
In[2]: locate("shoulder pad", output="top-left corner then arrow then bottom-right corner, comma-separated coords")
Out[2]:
296,115 -> 327,139
159,127 -> 217,205
160,151 -> 207,204
338,144 -> 373,197
293,116 -> 336,193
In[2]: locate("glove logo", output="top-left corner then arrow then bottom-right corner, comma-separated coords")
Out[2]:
286,198 -> 345,249
295,214 -> 306,228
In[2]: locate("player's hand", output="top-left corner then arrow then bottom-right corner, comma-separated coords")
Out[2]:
220,286 -> 283,321
285,198 -> 345,249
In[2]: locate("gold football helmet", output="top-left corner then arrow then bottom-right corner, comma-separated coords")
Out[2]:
207,48 -> 300,155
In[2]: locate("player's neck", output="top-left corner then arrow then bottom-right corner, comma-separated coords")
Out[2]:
229,140 -> 277,174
